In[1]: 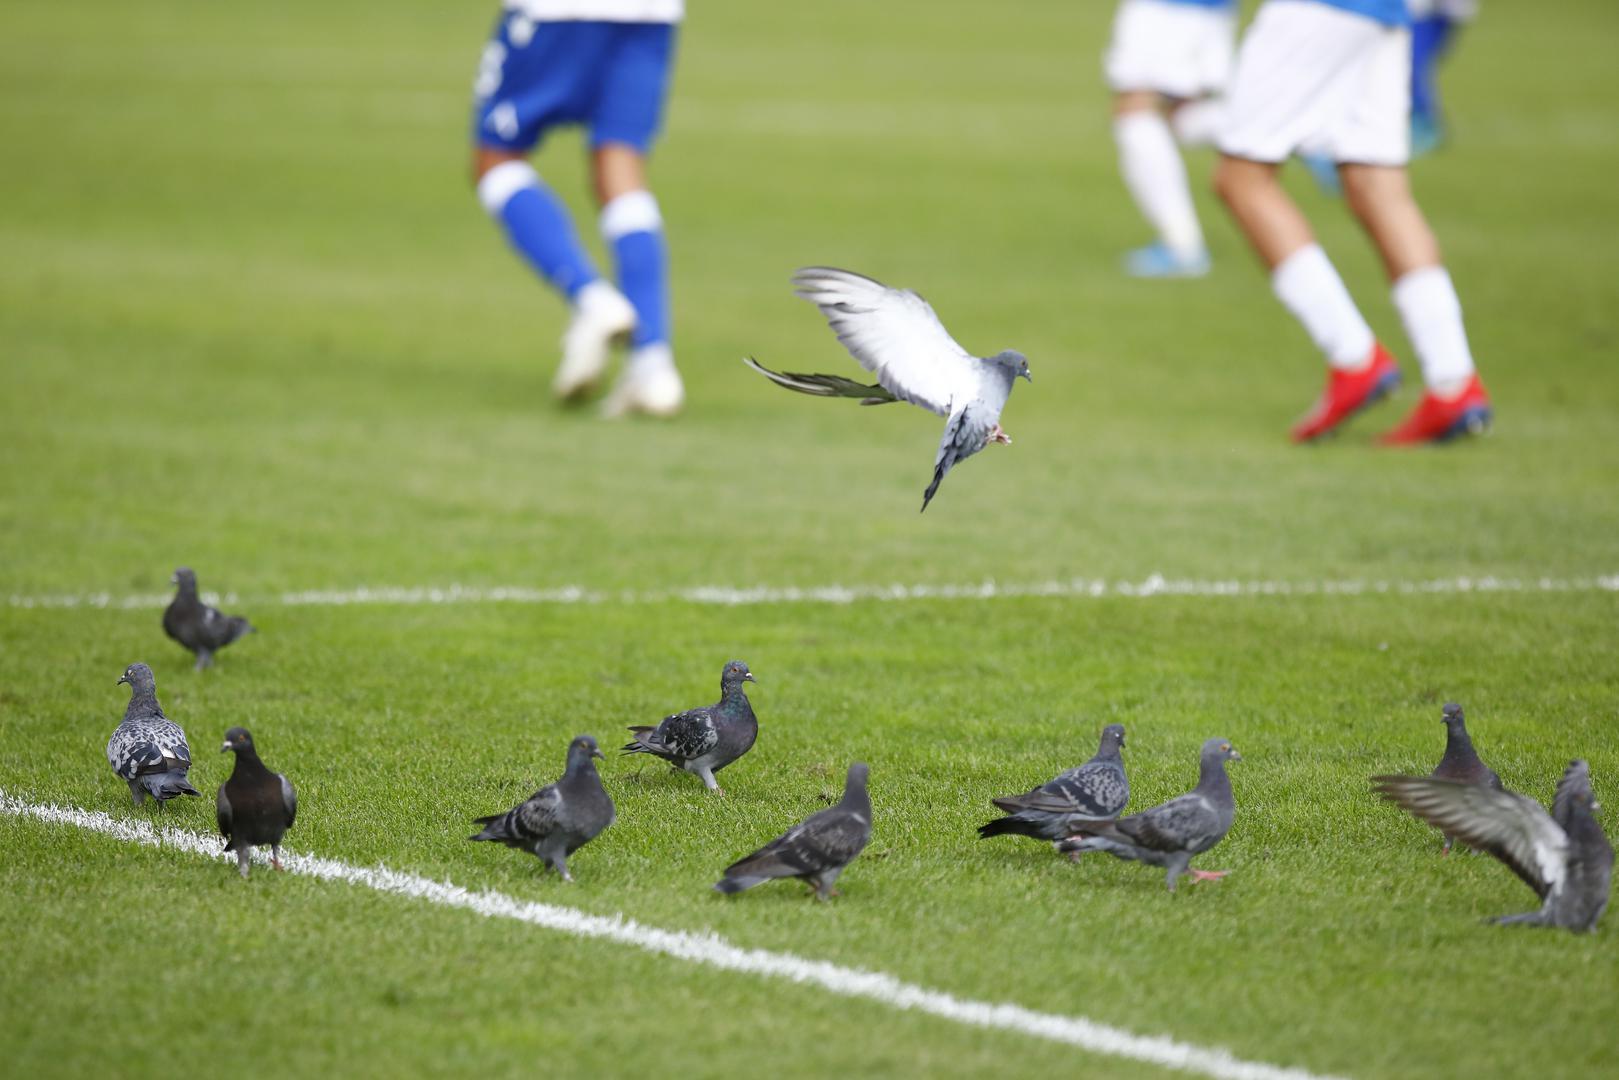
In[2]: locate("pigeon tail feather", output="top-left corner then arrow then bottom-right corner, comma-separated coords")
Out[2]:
714,875 -> 768,894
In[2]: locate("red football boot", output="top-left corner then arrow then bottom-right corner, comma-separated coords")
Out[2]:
1378,374 -> 1492,445
1289,343 -> 1402,443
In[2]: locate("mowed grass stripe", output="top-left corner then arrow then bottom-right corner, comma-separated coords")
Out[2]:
1,789 -> 1340,1080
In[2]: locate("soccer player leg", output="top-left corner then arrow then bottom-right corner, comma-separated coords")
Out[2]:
592,23 -> 682,418
1215,2 -> 1399,440
1104,0 -> 1222,276
471,16 -> 603,303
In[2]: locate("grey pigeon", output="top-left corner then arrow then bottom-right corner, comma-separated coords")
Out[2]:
744,266 -> 1032,512
1428,701 -> 1504,854
623,660 -> 758,793
163,567 -> 254,670
1373,760 -> 1613,933
715,762 -> 872,900
217,727 -> 297,879
1057,738 -> 1242,891
105,662 -> 201,807
979,724 -> 1129,846
470,735 -> 615,882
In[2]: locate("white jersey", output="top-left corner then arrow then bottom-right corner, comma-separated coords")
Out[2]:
503,0 -> 683,21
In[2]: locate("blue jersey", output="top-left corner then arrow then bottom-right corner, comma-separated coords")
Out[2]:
1301,0 -> 1409,26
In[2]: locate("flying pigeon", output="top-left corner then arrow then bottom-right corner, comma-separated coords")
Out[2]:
623,660 -> 758,793
715,762 -> 872,900
106,662 -> 201,807
163,567 -> 254,670
1057,738 -> 1242,891
217,727 -> 297,878
744,266 -> 1032,512
1373,760 -> 1613,933
470,735 -> 615,882
1429,702 -> 1504,854
979,724 -> 1129,847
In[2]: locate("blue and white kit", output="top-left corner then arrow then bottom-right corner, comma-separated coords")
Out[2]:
1218,0 -> 1413,166
1105,0 -> 1238,100
472,1 -> 682,153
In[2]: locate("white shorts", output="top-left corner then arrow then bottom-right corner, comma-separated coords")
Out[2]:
1218,1 -> 1411,166
1105,0 -> 1237,100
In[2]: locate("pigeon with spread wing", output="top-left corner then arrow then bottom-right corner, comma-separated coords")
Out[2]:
745,267 -> 1031,512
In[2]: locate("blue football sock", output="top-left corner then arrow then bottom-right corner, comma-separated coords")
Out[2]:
601,191 -> 669,349
478,160 -> 598,301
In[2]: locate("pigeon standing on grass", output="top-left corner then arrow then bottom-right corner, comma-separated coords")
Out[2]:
470,736 -> 615,882
1430,702 -> 1504,854
1373,760 -> 1612,933
217,727 -> 297,879
623,660 -> 758,793
743,266 -> 1032,512
979,724 -> 1129,845
106,662 -> 201,807
163,567 -> 254,670
1057,738 -> 1242,891
715,762 -> 872,900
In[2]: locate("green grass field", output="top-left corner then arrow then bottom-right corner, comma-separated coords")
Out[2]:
3,0 -> 1618,1076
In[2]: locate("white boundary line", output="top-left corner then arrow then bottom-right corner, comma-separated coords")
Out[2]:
1,788 -> 1341,1080
8,573 -> 1619,610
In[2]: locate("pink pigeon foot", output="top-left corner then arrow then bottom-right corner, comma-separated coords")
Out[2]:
988,424 -> 1012,445
1188,869 -> 1227,883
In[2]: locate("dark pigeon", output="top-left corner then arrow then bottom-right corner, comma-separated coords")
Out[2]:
1374,760 -> 1613,933
979,724 -> 1129,846
217,727 -> 297,879
623,660 -> 758,793
470,735 -> 615,882
1430,702 -> 1505,854
163,567 -> 254,671
715,762 -> 872,900
1057,738 -> 1242,891
105,662 -> 201,807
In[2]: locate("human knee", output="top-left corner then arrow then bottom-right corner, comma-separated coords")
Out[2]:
1212,155 -> 1258,207
1340,164 -> 1411,219
1113,90 -> 1163,118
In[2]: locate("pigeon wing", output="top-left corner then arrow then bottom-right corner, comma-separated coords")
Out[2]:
922,405 -> 995,512
513,784 -> 565,841
1048,763 -> 1129,818
216,785 -> 234,840
652,710 -> 720,760
280,774 -> 298,829
1082,793 -> 1220,853
792,266 -> 977,417
743,358 -> 897,405
1373,775 -> 1568,899
726,806 -> 870,880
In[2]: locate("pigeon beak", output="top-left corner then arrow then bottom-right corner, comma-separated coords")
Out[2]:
116,675 -> 129,686
220,741 -> 232,753
1229,749 -> 1243,762
591,748 -> 605,761
743,672 -> 756,683
1022,370 -> 1033,383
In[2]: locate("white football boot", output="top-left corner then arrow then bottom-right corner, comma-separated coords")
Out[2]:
601,344 -> 684,418
554,280 -> 636,401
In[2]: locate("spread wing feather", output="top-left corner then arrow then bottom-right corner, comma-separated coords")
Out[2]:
1373,775 -> 1568,898
791,266 -> 977,416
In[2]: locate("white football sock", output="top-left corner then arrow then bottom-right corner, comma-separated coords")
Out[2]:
1271,244 -> 1377,370
1171,98 -> 1226,148
1114,111 -> 1204,260
1392,265 -> 1475,395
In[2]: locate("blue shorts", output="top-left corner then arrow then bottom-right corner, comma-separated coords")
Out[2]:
471,16 -> 676,154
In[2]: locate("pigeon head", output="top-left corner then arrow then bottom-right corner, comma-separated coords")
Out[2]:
220,727 -> 256,754
721,660 -> 756,690
991,350 -> 1032,383
845,761 -> 870,791
1099,723 -> 1127,752
1440,702 -> 1467,731
171,567 -> 198,591
1202,738 -> 1242,764
116,662 -> 156,693
568,735 -> 606,764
